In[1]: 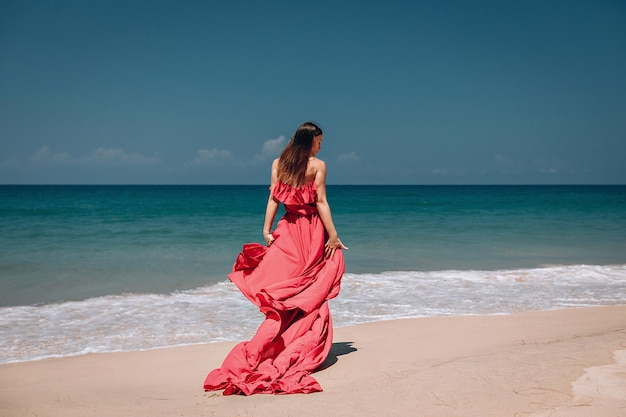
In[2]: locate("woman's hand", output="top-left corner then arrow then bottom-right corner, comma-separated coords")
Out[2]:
324,235 -> 348,260
264,232 -> 275,246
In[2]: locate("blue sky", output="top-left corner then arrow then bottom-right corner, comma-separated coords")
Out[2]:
1,0 -> 625,184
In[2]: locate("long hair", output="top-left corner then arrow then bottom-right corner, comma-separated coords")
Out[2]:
277,122 -> 323,186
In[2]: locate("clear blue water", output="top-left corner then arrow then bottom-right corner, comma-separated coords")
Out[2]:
1,185 -> 625,363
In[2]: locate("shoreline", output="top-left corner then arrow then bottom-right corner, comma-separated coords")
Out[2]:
4,263 -> 626,365
1,306 -> 625,416
3,302 -> 625,367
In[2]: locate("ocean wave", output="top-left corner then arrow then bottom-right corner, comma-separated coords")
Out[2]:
1,264 -> 625,364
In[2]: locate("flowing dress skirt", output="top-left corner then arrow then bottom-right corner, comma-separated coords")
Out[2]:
203,184 -> 345,395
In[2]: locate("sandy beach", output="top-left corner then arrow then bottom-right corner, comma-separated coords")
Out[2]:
1,305 -> 625,417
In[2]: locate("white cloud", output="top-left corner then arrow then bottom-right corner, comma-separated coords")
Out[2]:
29,146 -> 160,167
494,153 -> 522,171
87,147 -> 160,166
30,146 -> 72,164
338,151 -> 360,162
495,154 -> 563,175
30,146 -> 50,162
255,136 -> 286,161
191,148 -> 233,166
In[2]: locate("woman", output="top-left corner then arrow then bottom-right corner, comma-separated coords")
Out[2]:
203,122 -> 348,395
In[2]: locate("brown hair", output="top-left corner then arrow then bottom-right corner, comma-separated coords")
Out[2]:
277,122 -> 323,186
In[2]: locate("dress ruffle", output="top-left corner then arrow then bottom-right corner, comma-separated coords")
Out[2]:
272,180 -> 317,205
233,243 -> 267,276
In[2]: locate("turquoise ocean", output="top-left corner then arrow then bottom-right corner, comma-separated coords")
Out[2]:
1,185 -> 625,364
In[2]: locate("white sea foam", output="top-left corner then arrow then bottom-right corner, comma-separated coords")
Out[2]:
1,264 -> 625,364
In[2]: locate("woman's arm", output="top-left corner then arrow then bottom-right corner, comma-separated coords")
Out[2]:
262,159 -> 280,245
314,159 -> 348,259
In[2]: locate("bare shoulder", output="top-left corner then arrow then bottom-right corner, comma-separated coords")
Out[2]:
308,157 -> 326,177
309,157 -> 326,170
271,158 -> 280,175
270,158 -> 280,185
306,157 -> 326,185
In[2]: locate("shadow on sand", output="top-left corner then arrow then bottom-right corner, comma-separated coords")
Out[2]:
316,341 -> 357,372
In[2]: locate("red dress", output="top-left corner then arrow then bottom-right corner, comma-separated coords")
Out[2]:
203,180 -> 345,395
